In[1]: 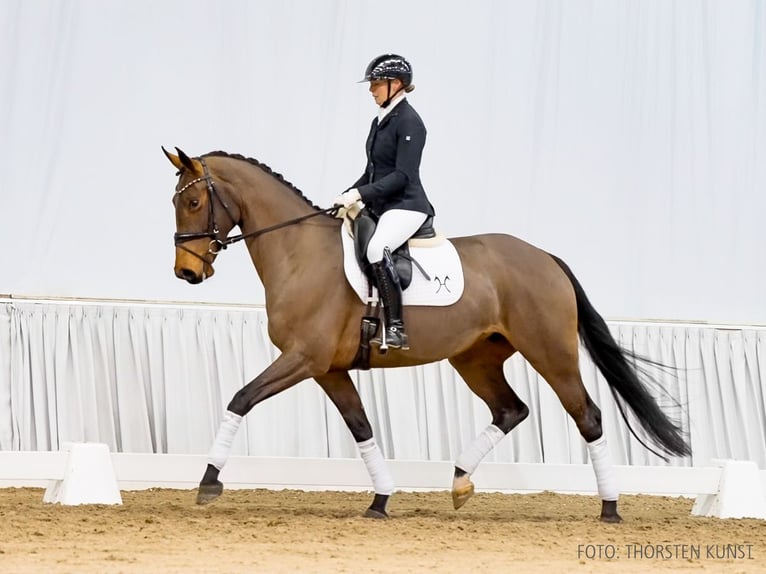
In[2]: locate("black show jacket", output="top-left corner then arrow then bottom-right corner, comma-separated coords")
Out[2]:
350,99 -> 435,217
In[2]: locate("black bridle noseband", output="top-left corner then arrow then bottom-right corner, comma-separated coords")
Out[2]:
173,157 -> 338,266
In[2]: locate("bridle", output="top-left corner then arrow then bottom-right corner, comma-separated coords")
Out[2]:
173,158 -> 240,267
173,157 -> 339,267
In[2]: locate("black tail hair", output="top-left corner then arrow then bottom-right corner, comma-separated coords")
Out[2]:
550,254 -> 691,459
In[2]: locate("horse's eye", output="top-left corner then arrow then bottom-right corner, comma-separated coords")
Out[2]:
189,199 -> 200,209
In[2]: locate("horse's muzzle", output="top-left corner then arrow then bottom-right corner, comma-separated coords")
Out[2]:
175,266 -> 209,284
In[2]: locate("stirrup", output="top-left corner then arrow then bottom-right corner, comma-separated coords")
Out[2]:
372,325 -> 409,351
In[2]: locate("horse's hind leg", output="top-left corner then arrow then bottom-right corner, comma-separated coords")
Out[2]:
546,371 -> 622,522
315,371 -> 393,519
448,336 -> 529,510
514,327 -> 622,523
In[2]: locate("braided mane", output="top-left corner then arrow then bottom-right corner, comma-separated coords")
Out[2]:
202,150 -> 323,211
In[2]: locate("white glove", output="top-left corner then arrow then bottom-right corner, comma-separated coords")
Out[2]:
333,188 -> 361,208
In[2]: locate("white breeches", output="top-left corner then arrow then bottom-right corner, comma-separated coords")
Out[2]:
366,209 -> 428,263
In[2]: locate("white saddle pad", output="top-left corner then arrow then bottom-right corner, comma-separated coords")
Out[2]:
341,227 -> 465,306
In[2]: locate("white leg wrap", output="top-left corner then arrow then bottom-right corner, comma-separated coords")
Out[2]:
358,438 -> 395,495
587,435 -> 619,501
455,424 -> 506,475
208,411 -> 243,470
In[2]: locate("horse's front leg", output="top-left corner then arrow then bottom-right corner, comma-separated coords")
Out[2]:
197,351 -> 315,505
315,371 -> 394,518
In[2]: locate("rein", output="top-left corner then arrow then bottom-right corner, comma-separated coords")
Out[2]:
174,158 -> 339,262
210,206 -> 340,254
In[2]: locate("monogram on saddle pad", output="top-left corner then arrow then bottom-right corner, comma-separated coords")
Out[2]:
340,207 -> 464,307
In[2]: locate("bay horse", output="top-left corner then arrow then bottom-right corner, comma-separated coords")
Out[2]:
164,147 -> 689,522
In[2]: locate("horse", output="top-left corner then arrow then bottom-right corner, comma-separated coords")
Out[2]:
163,146 -> 690,522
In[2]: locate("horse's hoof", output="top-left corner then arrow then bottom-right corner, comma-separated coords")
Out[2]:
600,513 -> 623,523
599,500 -> 623,523
196,481 -> 223,505
451,479 -> 475,510
363,507 -> 389,519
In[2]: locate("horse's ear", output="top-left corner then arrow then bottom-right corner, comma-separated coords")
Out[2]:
162,146 -> 185,171
176,147 -> 204,176
162,146 -> 203,176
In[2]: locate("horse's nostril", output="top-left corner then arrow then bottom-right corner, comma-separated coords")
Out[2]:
179,268 -> 201,283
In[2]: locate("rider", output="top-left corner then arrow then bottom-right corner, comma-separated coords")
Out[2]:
334,54 -> 436,351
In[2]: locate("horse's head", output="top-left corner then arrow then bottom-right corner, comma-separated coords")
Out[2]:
163,147 -> 240,284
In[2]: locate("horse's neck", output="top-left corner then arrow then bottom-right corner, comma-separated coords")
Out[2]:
237,171 -> 338,295
238,171 -> 316,231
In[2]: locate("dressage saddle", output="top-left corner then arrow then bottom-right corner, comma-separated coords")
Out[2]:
352,208 -> 435,290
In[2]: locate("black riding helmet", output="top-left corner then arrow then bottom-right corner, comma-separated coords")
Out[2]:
360,54 -> 414,107
360,54 -> 413,87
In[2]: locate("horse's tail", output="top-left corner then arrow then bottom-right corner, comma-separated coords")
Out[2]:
549,254 -> 691,460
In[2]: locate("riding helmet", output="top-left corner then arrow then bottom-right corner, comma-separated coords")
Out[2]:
361,54 -> 413,87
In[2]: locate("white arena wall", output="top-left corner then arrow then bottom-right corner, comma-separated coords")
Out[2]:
2,1 -> 765,493
2,297 -> 764,474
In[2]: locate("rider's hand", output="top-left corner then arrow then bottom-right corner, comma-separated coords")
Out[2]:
333,189 -> 361,208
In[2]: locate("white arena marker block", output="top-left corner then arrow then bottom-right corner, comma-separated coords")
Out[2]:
43,443 -> 122,506
691,460 -> 766,520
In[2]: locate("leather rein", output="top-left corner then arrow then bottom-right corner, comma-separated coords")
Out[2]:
173,158 -> 339,265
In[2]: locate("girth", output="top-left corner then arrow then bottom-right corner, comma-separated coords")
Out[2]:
352,209 -> 435,290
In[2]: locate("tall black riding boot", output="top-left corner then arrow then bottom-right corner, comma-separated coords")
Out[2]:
370,260 -> 409,350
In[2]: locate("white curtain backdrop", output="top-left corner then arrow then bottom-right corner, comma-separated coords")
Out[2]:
3,299 -> 764,468
1,1 -> 764,324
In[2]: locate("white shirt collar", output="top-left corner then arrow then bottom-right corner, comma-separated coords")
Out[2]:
378,92 -> 407,122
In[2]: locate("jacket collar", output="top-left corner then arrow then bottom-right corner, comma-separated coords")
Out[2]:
376,95 -> 407,128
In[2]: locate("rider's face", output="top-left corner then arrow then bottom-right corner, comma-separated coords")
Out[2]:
369,79 -> 403,106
